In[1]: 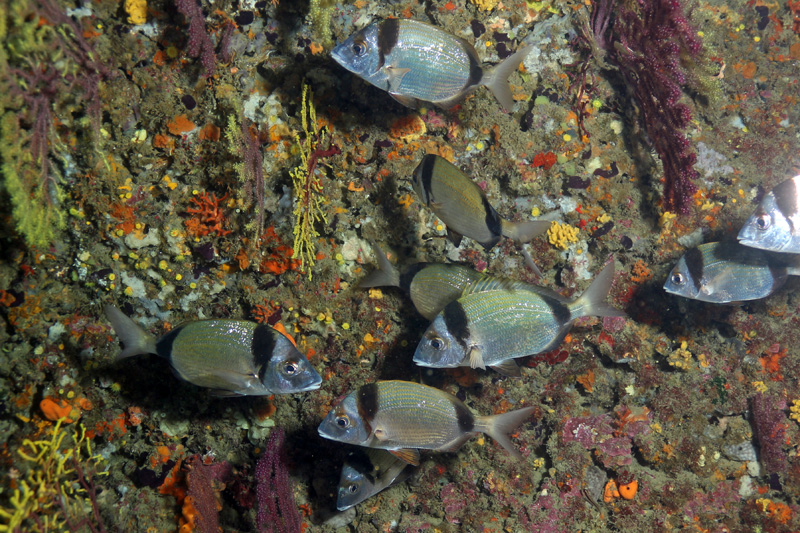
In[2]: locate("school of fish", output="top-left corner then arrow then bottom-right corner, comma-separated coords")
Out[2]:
665,175 -> 800,304
102,16 -> 800,513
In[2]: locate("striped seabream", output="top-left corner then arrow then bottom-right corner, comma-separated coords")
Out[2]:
337,448 -> 414,510
738,175 -> 800,253
412,154 -> 550,250
358,241 -> 488,319
331,18 -> 532,110
413,262 -> 625,372
663,241 -> 800,303
104,305 -> 321,396
318,380 -> 534,466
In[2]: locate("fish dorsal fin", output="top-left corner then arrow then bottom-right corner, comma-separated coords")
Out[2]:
461,278 -> 569,302
468,346 -> 486,370
490,359 -> 522,378
389,448 -> 420,466
461,277 -> 518,295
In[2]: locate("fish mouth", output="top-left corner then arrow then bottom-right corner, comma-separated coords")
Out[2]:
330,46 -> 347,66
301,378 -> 323,392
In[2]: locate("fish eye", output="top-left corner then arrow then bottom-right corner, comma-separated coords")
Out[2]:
671,272 -> 685,285
282,362 -> 298,375
335,415 -> 351,429
348,482 -> 361,494
352,41 -> 367,56
756,214 -> 771,230
429,337 -> 445,350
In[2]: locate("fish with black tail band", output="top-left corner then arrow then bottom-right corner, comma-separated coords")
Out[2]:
104,305 -> 321,396
337,448 -> 414,511
332,18 -> 532,110
318,380 -> 534,466
412,154 -> 550,250
413,261 -> 625,373
663,241 -> 800,303
738,175 -> 800,254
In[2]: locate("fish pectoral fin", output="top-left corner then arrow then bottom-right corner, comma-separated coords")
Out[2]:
389,92 -> 417,108
388,448 -> 420,466
445,228 -> 463,247
373,427 -> 389,441
468,347 -> 486,370
384,67 -> 411,91
490,359 -> 521,378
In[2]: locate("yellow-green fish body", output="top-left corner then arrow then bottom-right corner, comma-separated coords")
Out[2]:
358,242 -> 488,320
412,155 -> 549,250
318,380 -> 534,465
663,241 -> 800,303
105,305 -> 321,396
337,448 -> 413,511
413,262 -> 624,371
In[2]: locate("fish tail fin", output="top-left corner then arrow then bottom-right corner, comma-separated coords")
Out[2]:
104,304 -> 158,361
357,241 -> 401,288
571,261 -> 626,320
477,406 -> 535,460
501,219 -> 550,244
483,44 -> 533,111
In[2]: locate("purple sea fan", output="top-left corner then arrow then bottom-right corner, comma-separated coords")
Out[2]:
255,428 -> 303,533
590,0 -> 703,214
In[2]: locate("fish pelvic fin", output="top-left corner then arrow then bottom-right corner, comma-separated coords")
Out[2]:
468,346 -> 486,370
490,359 -> 522,378
570,261 -> 627,320
388,448 -> 420,466
358,241 -> 401,288
476,406 -> 535,460
104,304 -> 158,361
517,245 -> 544,277
501,219 -> 550,245
482,44 -> 533,111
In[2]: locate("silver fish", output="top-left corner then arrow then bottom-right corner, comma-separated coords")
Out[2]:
331,18 -> 532,110
663,241 -> 800,303
413,262 -> 624,372
104,305 -> 322,396
318,380 -> 534,466
337,448 -> 413,511
412,154 -> 550,250
359,242 -> 566,336
738,175 -> 800,253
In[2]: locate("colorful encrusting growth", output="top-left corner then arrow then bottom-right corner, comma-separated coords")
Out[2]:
2,0 -> 800,530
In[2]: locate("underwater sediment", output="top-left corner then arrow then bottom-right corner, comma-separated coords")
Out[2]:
1,0 -> 800,531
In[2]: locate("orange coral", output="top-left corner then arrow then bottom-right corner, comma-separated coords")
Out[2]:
389,115 -> 427,142
619,480 -> 638,499
576,369 -> 595,393
40,397 -> 77,422
198,123 -> 220,141
258,226 -> 300,275
167,114 -> 196,135
185,192 -> 232,237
